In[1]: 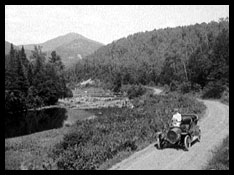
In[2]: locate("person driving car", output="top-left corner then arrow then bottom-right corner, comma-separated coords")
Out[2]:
171,108 -> 182,127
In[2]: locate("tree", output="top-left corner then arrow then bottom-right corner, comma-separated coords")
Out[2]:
49,51 -> 65,71
187,42 -> 212,89
15,51 -> 29,94
208,29 -> 229,85
5,45 -> 29,112
26,46 -> 47,107
48,51 -> 67,98
5,44 -> 17,90
187,27 -> 229,97
160,54 -> 185,86
30,46 -> 46,76
20,46 -> 29,67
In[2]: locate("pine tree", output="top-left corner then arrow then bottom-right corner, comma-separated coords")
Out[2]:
28,46 -> 47,107
49,51 -> 65,72
15,51 -> 29,94
6,44 -> 18,90
48,51 -> 67,99
5,45 -> 29,112
20,46 -> 29,76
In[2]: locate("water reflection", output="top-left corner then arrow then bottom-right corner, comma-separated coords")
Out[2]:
5,107 -> 68,139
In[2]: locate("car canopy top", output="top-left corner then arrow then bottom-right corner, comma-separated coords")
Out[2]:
181,114 -> 198,125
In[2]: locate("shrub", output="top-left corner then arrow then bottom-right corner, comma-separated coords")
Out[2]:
163,84 -> 170,94
191,83 -> 202,92
178,81 -> 191,94
64,88 -> 73,98
169,81 -> 179,91
121,84 -> 146,99
148,81 -> 155,87
202,82 -> 225,99
221,87 -> 229,104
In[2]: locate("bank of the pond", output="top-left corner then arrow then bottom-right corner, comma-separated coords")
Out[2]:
5,107 -> 97,170
5,127 -> 68,170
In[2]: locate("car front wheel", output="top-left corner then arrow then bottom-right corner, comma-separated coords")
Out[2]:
197,129 -> 201,142
156,137 -> 161,149
184,135 -> 191,151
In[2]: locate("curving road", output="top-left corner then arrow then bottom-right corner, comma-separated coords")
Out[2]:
110,97 -> 229,170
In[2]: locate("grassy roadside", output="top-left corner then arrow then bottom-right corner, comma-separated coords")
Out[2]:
204,136 -> 229,170
48,92 -> 206,170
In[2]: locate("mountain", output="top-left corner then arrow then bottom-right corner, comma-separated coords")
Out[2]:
54,38 -> 104,67
19,33 -> 104,68
5,41 -> 14,54
5,41 -> 31,56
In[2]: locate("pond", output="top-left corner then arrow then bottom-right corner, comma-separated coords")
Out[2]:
5,107 -> 96,139
5,107 -> 68,139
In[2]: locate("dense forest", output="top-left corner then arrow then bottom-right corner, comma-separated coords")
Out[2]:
5,45 -> 72,113
65,18 -> 229,98
5,18 -> 229,112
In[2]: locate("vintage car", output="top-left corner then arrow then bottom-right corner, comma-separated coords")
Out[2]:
155,114 -> 201,151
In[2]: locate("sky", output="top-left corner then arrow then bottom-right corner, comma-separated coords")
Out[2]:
5,5 -> 229,45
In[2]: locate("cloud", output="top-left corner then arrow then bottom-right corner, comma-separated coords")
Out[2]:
5,17 -> 23,24
5,5 -> 229,45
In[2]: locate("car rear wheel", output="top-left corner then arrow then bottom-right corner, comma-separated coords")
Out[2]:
184,135 -> 191,151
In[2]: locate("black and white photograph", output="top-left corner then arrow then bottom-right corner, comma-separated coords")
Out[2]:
5,5 -> 229,170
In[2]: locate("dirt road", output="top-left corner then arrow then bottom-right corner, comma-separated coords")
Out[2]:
110,100 -> 229,170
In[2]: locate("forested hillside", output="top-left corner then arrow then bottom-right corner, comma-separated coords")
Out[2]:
5,44 -> 72,113
65,18 -> 229,98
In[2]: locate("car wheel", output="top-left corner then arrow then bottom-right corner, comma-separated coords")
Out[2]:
197,129 -> 201,142
184,135 -> 191,151
156,137 -> 162,149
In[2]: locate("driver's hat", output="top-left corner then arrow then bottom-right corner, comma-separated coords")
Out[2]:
173,108 -> 179,112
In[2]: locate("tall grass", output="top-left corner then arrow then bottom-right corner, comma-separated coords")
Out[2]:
48,93 -> 206,170
221,89 -> 229,105
205,136 -> 229,170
